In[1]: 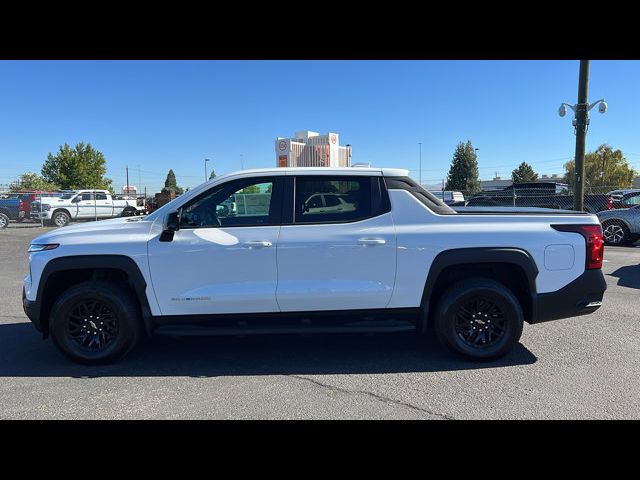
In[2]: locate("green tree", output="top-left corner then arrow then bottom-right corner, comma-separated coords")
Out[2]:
10,172 -> 59,192
209,170 -> 217,180
445,140 -> 481,194
42,143 -> 113,191
162,169 -> 184,195
563,144 -> 638,191
511,162 -> 539,183
240,185 -> 261,194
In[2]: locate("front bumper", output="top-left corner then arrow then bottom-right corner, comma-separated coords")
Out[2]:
531,269 -> 607,324
22,287 -> 42,332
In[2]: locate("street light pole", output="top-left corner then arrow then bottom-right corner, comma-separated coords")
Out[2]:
204,158 -> 210,181
573,60 -> 590,212
418,142 -> 422,185
558,61 -> 607,211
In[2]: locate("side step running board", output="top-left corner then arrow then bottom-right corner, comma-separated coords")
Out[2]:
154,321 -> 416,337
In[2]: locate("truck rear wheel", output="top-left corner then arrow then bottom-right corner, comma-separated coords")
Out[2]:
49,281 -> 141,364
433,278 -> 523,361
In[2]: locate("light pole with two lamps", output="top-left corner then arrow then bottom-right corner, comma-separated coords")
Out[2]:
558,60 -> 607,211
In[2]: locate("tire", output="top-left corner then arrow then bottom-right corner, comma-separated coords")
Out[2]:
0,212 -> 8,229
52,210 -> 70,227
16,216 -> 25,223
121,207 -> 136,217
602,221 -> 630,246
433,278 -> 524,361
49,281 -> 142,364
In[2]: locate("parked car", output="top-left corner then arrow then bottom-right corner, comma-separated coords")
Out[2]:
430,190 -> 465,205
0,194 -> 23,223
23,167 -> 606,365
302,193 -> 356,215
31,190 -> 140,227
16,191 -> 62,220
466,187 -> 612,213
606,188 -> 640,200
610,191 -> 640,209
597,205 -> 640,246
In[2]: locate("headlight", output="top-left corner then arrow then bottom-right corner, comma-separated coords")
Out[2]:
28,243 -> 59,253
43,204 -> 51,211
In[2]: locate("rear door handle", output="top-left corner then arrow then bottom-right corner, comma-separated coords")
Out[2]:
244,241 -> 273,248
358,238 -> 386,246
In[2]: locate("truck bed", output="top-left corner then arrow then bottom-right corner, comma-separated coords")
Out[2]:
453,206 -> 591,215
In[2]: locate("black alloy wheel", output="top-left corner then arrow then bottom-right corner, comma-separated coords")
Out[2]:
453,297 -> 507,349
66,300 -> 119,352
433,278 -> 524,361
50,281 -> 141,364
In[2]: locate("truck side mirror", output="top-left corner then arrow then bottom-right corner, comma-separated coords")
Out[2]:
160,211 -> 180,242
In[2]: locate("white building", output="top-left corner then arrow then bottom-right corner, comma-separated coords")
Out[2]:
275,131 -> 352,168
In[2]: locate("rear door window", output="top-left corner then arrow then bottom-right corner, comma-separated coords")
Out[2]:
294,176 -> 373,223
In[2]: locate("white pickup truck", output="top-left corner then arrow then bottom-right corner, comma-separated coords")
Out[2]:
31,189 -> 140,226
22,167 -> 607,364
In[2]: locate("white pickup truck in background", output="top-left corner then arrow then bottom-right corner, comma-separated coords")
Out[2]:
31,190 -> 140,227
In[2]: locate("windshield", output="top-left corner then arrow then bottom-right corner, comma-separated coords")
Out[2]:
146,183 -> 211,222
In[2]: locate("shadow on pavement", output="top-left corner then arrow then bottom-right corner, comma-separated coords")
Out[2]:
608,264 -> 640,289
0,322 -> 537,378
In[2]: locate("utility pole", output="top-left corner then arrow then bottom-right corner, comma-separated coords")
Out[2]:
558,61 -> 607,212
418,143 -> 422,185
573,60 -> 590,212
126,165 -> 130,195
204,158 -> 210,181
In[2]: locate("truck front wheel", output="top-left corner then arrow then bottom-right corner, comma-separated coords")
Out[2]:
52,210 -> 70,227
49,281 -> 141,364
433,278 -> 524,361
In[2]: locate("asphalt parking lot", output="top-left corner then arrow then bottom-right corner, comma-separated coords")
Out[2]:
1,225 -> 639,419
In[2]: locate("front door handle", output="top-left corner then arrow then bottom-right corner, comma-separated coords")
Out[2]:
358,238 -> 386,246
244,241 -> 273,248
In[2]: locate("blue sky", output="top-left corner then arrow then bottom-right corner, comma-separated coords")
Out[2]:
1,60 -> 639,192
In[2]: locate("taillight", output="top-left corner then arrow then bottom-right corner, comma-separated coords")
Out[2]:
607,197 -> 613,209
552,224 -> 604,270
